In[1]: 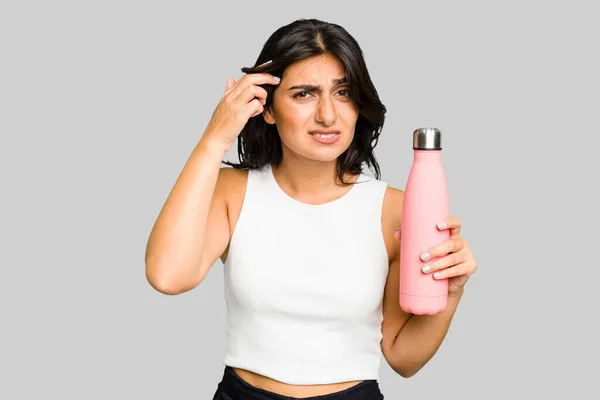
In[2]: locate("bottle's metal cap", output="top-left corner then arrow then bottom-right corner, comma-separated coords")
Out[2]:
413,127 -> 442,150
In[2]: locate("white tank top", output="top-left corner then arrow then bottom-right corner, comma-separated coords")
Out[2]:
222,164 -> 389,385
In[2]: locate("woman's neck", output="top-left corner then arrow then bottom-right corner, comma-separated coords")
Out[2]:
271,157 -> 357,199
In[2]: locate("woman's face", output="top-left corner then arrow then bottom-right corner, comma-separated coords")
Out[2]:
263,53 -> 359,163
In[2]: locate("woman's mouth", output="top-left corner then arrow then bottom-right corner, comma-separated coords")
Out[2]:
309,131 -> 341,144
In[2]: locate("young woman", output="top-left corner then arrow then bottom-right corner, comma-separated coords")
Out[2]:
145,18 -> 477,399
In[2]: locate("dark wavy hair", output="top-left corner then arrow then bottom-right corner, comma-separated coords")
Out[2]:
222,18 -> 387,185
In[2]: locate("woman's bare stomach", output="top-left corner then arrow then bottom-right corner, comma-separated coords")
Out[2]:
233,367 -> 364,398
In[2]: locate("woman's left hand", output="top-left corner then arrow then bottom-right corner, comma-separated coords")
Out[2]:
394,216 -> 477,297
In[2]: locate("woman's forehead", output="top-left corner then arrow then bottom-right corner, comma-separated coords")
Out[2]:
283,54 -> 346,83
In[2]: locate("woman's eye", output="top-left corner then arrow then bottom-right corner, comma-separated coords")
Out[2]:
338,89 -> 349,96
293,91 -> 310,98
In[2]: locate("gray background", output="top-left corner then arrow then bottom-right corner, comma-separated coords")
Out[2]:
1,0 -> 598,398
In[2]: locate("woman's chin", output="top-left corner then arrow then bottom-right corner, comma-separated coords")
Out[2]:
281,137 -> 352,163
302,147 -> 350,163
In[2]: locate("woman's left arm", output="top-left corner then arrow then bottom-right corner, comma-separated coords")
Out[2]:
389,217 -> 477,378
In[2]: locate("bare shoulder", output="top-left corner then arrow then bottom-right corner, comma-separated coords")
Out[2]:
382,185 -> 404,220
214,166 -> 249,208
215,166 -> 249,207
381,185 -> 405,263
216,166 -> 248,192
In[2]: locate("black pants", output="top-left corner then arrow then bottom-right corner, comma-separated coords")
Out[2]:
212,366 -> 384,399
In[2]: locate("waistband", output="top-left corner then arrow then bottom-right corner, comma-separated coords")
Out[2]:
215,366 -> 383,399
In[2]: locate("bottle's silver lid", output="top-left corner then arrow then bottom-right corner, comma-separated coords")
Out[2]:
413,127 -> 442,150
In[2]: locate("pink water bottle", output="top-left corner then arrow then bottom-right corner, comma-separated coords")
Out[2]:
399,128 -> 450,315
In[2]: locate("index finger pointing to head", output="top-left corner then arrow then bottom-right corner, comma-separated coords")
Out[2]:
258,73 -> 280,84
241,72 -> 280,85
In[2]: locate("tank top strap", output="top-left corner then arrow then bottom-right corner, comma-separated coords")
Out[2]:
347,170 -> 389,215
241,165 -> 277,208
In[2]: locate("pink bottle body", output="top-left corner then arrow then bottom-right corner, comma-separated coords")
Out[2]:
400,148 -> 450,315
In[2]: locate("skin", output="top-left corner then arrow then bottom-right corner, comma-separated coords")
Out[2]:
217,53 -> 477,397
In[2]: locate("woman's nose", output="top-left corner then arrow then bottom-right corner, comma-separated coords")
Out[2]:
315,96 -> 336,125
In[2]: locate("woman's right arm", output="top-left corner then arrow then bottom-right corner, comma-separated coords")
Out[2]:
144,72 -> 280,295
144,138 -> 229,295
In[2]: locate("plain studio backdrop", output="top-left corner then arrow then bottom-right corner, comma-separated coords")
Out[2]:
1,0 -> 598,398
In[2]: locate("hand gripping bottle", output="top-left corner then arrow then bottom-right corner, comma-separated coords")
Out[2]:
399,128 -> 450,315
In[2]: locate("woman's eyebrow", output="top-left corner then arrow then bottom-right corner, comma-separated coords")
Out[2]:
287,77 -> 347,91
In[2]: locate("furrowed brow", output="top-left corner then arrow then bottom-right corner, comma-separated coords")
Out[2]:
287,77 -> 348,91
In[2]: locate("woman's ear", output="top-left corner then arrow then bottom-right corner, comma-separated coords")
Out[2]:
263,107 -> 276,125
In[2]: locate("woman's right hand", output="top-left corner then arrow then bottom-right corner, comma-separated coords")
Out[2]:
202,73 -> 280,152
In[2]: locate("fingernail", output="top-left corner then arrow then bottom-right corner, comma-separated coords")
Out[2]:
422,265 -> 431,273
433,272 -> 441,279
273,76 -> 281,82
437,221 -> 447,230
420,252 -> 430,261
